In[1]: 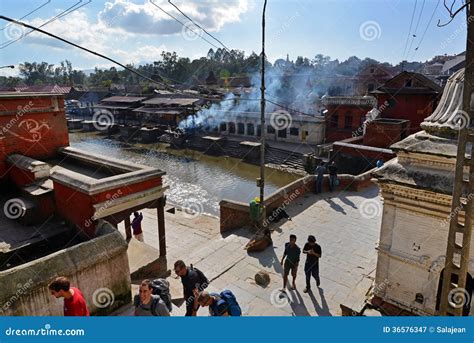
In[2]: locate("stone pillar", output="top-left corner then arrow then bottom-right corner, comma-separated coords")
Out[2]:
157,198 -> 166,257
124,216 -> 132,241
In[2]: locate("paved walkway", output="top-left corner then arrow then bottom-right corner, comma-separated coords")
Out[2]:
117,185 -> 382,316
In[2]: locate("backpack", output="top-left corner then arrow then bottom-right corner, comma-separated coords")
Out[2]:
190,264 -> 209,289
213,290 -> 242,316
149,278 -> 172,312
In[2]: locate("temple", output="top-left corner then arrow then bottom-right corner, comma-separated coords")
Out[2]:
371,69 -> 473,315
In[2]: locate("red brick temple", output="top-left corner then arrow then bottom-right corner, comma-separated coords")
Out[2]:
0,92 -> 168,256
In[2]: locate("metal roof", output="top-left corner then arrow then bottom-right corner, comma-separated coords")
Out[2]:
133,107 -> 184,115
142,97 -> 201,106
101,96 -> 147,103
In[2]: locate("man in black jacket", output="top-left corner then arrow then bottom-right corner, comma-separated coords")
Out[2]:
174,260 -> 209,316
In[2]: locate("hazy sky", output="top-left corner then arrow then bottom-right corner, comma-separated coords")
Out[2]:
0,0 -> 468,76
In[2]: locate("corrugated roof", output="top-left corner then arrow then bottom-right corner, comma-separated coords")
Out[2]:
133,107 -> 184,115
7,85 -> 72,94
101,96 -> 147,103
142,97 -> 201,106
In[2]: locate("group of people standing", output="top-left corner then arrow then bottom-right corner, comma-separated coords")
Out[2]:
280,235 -> 322,293
315,161 -> 338,194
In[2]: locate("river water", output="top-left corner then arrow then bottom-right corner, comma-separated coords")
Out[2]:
69,133 -> 300,217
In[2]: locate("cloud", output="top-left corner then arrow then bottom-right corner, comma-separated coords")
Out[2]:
98,0 -> 250,35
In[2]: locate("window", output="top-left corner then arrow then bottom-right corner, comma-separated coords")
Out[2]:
229,122 -> 236,134
278,129 -> 287,138
237,123 -> 245,135
290,128 -> 299,136
247,123 -> 255,136
220,122 -> 227,131
267,125 -> 275,134
344,112 -> 353,130
367,83 -> 375,92
331,112 -> 339,128
405,79 -> 413,87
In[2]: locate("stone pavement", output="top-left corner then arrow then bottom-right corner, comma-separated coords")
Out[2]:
117,185 -> 382,316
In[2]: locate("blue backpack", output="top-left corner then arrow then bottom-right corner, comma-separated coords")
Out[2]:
211,290 -> 242,316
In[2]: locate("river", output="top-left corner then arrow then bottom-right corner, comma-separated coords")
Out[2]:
69,132 -> 300,217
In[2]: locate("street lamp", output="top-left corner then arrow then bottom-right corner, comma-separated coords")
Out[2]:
0,65 -> 14,69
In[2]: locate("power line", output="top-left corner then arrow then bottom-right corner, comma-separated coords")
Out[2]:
0,15 -> 177,91
167,0 -> 231,52
413,0 -> 441,57
0,0 -> 51,32
149,0 -> 221,50
407,0 -> 426,59
402,0 -> 418,62
0,0 -> 90,49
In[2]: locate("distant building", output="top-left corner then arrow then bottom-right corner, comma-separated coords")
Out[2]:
321,96 -> 377,142
371,71 -> 441,134
354,64 -> 395,95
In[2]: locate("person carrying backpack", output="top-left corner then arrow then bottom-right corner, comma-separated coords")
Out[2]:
134,279 -> 170,316
197,290 -> 242,316
174,260 -> 209,316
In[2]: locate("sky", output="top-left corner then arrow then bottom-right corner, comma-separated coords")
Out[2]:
0,0 -> 468,77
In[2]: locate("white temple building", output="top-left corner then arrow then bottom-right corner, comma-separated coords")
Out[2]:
371,69 -> 473,316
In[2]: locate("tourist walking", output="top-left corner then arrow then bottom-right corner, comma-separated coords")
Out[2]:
328,161 -> 338,192
131,211 -> 144,242
133,279 -> 170,316
280,234 -> 301,291
315,161 -> 326,194
174,260 -> 209,316
302,235 -> 322,293
48,276 -> 90,316
197,290 -> 242,316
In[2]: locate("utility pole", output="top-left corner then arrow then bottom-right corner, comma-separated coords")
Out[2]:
258,0 -> 268,229
439,2 -> 474,316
